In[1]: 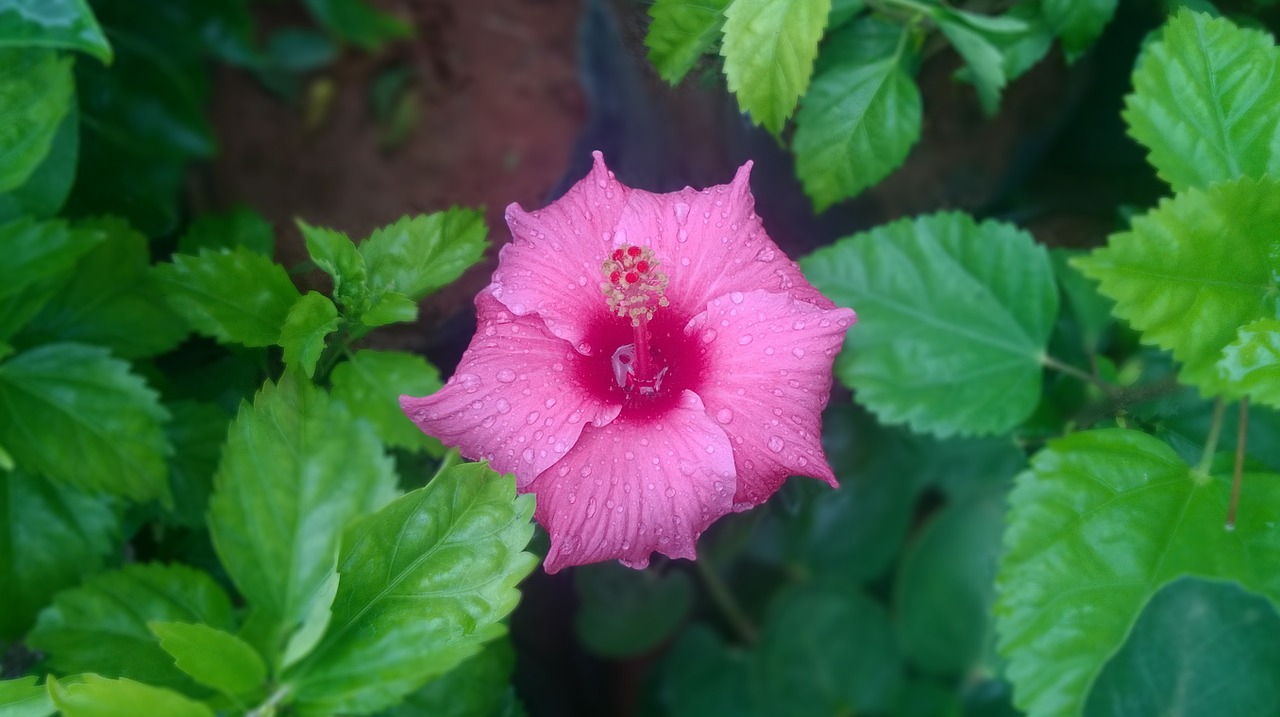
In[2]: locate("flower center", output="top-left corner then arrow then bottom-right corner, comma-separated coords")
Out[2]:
601,244 -> 670,395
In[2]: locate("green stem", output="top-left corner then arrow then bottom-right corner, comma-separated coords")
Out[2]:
246,685 -> 290,717
1227,398 -> 1248,530
694,559 -> 759,645
1042,354 -> 1120,395
1196,397 -> 1226,476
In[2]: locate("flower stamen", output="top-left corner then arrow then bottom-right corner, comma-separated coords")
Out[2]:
601,244 -> 669,326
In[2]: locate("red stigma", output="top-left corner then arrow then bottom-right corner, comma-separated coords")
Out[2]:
610,270 -> 621,283
612,249 -> 625,262
625,272 -> 639,284
627,246 -> 642,257
636,260 -> 649,273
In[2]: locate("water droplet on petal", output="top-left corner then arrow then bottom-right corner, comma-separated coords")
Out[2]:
738,334 -> 753,345
523,447 -> 535,462
665,487 -> 676,497
673,202 -> 690,224
792,347 -> 805,358
678,460 -> 695,476
496,369 -> 517,384
455,373 -> 482,393
730,291 -> 744,304
586,498 -> 597,518
545,397 -> 557,408
496,398 -> 512,414
768,436 -> 785,453
701,328 -> 717,344
716,408 -> 733,424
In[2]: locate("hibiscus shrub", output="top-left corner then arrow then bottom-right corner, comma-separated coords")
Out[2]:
4,2 -> 1280,717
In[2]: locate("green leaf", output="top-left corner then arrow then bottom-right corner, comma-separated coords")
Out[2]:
1073,178 -> 1280,395
1051,249 -> 1114,355
208,377 -> 397,663
753,584 -> 902,715
794,18 -> 920,210
280,572 -> 340,670
0,343 -> 170,501
574,563 -> 693,657
0,676 -> 54,717
653,626 -> 757,717
360,209 -> 488,302
298,220 -> 368,311
800,212 -> 1058,437
828,0 -> 866,29
0,217 -> 100,304
329,349 -> 443,453
721,0 -> 831,134
0,468 -> 118,639
279,292 -> 340,378
360,291 -> 418,327
0,48 -> 74,193
163,401 -> 229,529
645,0 -> 731,85
895,486 -> 1008,676
265,28 -> 337,73
154,247 -> 302,347
18,217 -> 187,359
1124,10 -> 1280,192
47,675 -> 214,717
0,97 -> 78,221
1085,577 -> 1280,716
149,621 -> 267,698
285,462 -> 537,716
1219,319 -> 1280,408
1042,0 -> 1115,56
177,208 -> 274,256
0,0 -> 111,62
302,0 -> 412,49
29,563 -> 234,693
936,11 -> 1007,114
385,637 -> 517,717
995,429 -> 1280,717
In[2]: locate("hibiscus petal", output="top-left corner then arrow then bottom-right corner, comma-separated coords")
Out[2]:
532,390 -> 736,573
400,292 -> 621,488
686,290 -> 856,509
610,162 -> 836,317
492,152 -> 631,350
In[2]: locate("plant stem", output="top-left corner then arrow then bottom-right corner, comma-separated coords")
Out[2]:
1227,398 -> 1249,530
1042,354 -> 1119,395
694,559 -> 758,645
246,685 -> 290,717
1196,397 -> 1226,476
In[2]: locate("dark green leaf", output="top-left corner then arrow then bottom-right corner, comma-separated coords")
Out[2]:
0,676 -> 54,717
298,220 -> 368,311
896,487 -> 1008,676
177,208 -> 275,256
1084,577 -> 1280,717
1051,249 -> 1114,355
754,584 -> 902,715
279,292 -> 340,378
302,0 -> 412,49
385,638 -> 517,717
280,572 -> 339,670
995,429 -> 1280,717
653,626 -> 757,717
574,563 -> 693,657
1043,0 -> 1115,56
828,0 -> 866,29
154,247 -> 302,348
0,468 -> 118,640
1124,10 -> 1280,192
0,217 -> 101,304
329,349 -> 443,453
208,377 -> 397,664
360,209 -> 488,301
0,0 -> 111,62
721,0 -> 831,134
0,48 -> 74,193
266,28 -> 336,73
18,217 -> 187,359
29,563 -> 234,693
1073,178 -> 1280,395
801,212 -> 1058,437
794,18 -> 920,210
645,0 -> 732,85
0,343 -> 170,501
936,12 -> 1007,113
163,401 -> 229,528
47,675 -> 214,717
149,621 -> 267,698
286,462 -> 537,716
0,97 -> 78,221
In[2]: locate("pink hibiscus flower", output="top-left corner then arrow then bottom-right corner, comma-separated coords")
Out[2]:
401,152 -> 855,573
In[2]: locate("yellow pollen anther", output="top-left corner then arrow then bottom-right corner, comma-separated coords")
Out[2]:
600,244 -> 669,326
